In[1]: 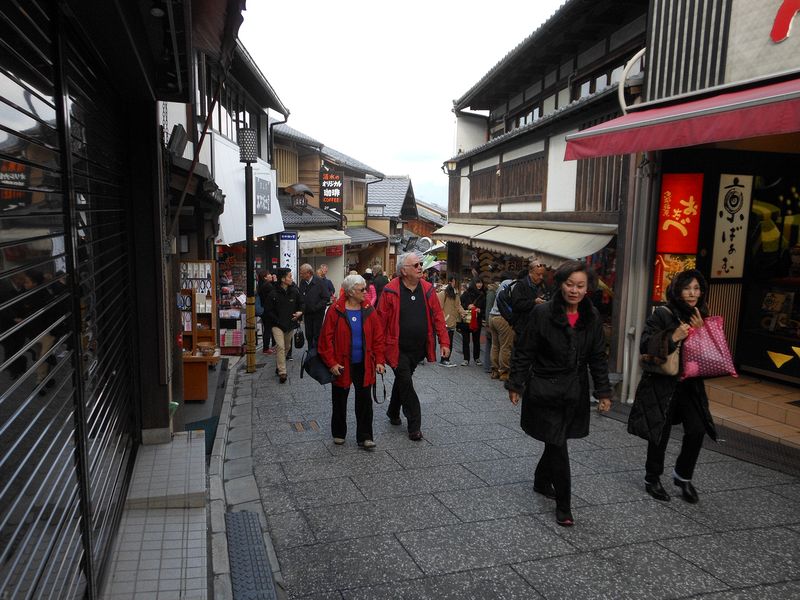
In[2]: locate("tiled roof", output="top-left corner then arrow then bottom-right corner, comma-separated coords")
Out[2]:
345,226 -> 387,245
322,146 -> 384,178
366,176 -> 414,219
272,122 -> 322,148
416,204 -> 447,226
448,84 -> 619,163
278,194 -> 339,227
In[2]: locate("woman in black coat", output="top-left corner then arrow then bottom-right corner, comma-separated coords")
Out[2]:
628,269 -> 717,504
506,260 -> 612,527
459,278 -> 486,365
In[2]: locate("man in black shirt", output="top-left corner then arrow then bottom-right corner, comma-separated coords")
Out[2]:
298,263 -> 329,348
377,253 -> 450,440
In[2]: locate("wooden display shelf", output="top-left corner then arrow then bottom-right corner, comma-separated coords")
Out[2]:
182,350 -> 220,402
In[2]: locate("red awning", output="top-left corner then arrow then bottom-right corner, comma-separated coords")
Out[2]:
564,77 -> 800,160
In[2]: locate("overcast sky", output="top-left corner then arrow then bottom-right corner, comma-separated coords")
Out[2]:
238,0 -> 566,209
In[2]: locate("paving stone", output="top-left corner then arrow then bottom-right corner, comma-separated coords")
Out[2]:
266,511 -> 316,550
570,446 -> 666,474
385,442 -> 507,469
225,476 -> 260,506
252,440 -> 332,464
341,565 -> 541,599
256,483 -> 296,516
535,499 -> 711,551
304,494 -> 460,543
280,452 -> 401,483
581,429 -> 650,450
571,470 -> 657,506
421,423 -> 522,445
223,457 -> 253,481
253,462 -> 287,488
513,542 -> 728,600
225,439 -> 251,461
696,581 -> 800,599
350,464 -> 486,500
658,527 -> 800,586
288,477 -> 367,509
278,534 -> 422,597
226,425 -> 252,443
463,456 -> 593,486
396,515 -> 574,575
664,486 -> 800,531
770,481 -> 800,501
689,459 -> 796,492
484,436 -> 546,458
434,482 -> 555,521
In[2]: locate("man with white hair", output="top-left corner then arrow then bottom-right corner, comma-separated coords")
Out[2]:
376,252 -> 450,440
298,263 -> 329,348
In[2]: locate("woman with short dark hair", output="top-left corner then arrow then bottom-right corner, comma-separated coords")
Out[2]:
459,278 -> 486,365
628,269 -> 717,504
506,260 -> 612,527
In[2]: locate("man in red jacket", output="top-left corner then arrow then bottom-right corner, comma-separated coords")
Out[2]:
377,252 -> 450,440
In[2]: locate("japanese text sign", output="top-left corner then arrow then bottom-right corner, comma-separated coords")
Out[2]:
656,173 -> 704,255
320,170 -> 343,219
711,174 -> 753,278
279,231 -> 298,275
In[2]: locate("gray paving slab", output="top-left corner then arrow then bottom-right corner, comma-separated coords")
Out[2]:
277,534 -> 423,597
341,565 -> 542,599
303,494 -> 460,543
385,441 -> 508,469
658,527 -> 800,587
255,483 -> 296,516
696,581 -> 800,599
689,459 -> 796,492
265,511 -> 316,550
350,464 -> 486,500
513,541 -> 728,600
253,461 -> 288,488
463,455 -> 594,486
252,440 -> 332,464
768,481 -> 800,501
421,423 -> 522,445
287,477 -> 367,509
571,470 -> 659,506
484,436 -> 547,458
280,451 -> 402,482
535,499 -> 711,551
434,482 -> 555,521
396,515 -> 574,575
664,486 -> 800,531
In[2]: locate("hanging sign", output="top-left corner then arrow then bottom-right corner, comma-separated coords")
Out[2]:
711,174 -> 753,278
656,173 -> 704,255
320,169 -> 343,220
279,231 -> 298,275
325,245 -> 343,256
255,175 -> 271,215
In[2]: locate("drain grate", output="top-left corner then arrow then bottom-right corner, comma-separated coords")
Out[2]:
290,420 -> 320,432
226,511 -> 276,600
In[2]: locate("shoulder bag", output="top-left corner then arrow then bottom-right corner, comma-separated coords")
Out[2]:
641,307 -> 681,377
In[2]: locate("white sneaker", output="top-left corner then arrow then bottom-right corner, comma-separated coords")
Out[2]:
333,437 -> 345,445
359,440 -> 376,450
461,360 -> 469,366
475,359 -> 483,366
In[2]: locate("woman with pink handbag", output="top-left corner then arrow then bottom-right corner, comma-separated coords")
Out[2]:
628,270 -> 718,504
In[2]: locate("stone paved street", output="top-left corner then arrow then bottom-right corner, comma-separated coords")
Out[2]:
242,342 -> 800,599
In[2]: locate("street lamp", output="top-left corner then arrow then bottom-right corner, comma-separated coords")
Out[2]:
238,127 -> 258,373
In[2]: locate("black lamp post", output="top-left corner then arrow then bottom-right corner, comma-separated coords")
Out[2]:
238,127 -> 258,373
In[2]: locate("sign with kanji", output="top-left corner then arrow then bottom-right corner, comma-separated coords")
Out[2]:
320,170 -> 343,219
325,245 -> 343,256
711,174 -> 753,278
255,175 -> 271,215
279,231 -> 298,275
656,173 -> 704,255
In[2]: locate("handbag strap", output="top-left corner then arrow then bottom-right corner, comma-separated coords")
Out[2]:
371,372 -> 386,404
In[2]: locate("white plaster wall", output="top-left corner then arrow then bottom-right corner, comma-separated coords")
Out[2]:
542,95 -> 556,116
455,113 -> 488,153
473,155 -> 500,171
557,87 -> 571,109
459,172 -> 471,213
501,201 -> 541,212
546,130 -> 577,212
504,140 -> 545,162
472,205 -> 498,213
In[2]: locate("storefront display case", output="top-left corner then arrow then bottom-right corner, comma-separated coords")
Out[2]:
179,260 -> 219,401
217,248 -> 246,355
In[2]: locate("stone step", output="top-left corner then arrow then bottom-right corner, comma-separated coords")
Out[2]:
705,376 -> 800,427
709,399 -> 800,449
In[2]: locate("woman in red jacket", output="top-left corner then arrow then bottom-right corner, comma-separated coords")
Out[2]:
318,274 -> 386,450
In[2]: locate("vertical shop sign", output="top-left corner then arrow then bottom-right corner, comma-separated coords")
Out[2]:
279,231 -> 298,275
711,174 -> 753,278
320,169 -> 343,220
255,175 -> 271,215
656,173 -> 704,254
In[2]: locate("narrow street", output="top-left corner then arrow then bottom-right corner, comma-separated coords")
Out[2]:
232,339 -> 800,599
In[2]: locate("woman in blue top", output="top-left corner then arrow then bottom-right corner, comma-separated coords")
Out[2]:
318,275 -> 386,450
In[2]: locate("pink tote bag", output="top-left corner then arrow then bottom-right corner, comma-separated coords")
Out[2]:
680,316 -> 738,380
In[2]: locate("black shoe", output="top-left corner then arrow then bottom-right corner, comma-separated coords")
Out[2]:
556,508 -> 574,527
279,374 -> 287,384
645,479 -> 671,502
386,411 -> 401,426
408,431 -> 423,441
533,482 -> 556,499
673,478 -> 699,503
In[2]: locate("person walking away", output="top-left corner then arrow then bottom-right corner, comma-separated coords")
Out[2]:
362,268 -> 377,306
372,266 -> 388,304
436,275 -> 461,367
318,263 -> 336,302
377,252 -> 450,440
318,274 -> 386,450
483,280 -> 498,373
459,278 -> 486,366
506,260 -> 612,527
510,261 -> 551,335
298,264 -> 329,348
487,273 -> 516,380
257,271 -> 275,354
265,268 -> 303,383
628,269 -> 717,504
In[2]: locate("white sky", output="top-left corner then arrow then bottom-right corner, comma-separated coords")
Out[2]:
238,0 -> 566,209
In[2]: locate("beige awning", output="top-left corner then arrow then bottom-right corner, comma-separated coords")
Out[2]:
471,226 -> 613,266
296,228 -> 351,250
432,222 -> 495,243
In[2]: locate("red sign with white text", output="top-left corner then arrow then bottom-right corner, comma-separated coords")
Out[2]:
655,173 -> 704,255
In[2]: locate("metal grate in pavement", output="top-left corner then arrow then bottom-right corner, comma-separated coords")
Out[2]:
290,420 -> 320,432
226,511 -> 277,600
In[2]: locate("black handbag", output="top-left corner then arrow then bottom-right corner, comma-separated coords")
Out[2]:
371,372 -> 386,404
294,326 -> 305,349
528,371 -> 580,407
300,348 -> 334,385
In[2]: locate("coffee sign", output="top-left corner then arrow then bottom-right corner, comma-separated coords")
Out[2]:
320,170 -> 343,219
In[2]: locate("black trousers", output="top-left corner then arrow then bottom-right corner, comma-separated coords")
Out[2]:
440,329 -> 454,362
331,362 -> 373,442
389,351 -> 422,433
459,324 -> 481,361
535,443 -> 571,512
304,311 -> 324,349
645,399 -> 705,482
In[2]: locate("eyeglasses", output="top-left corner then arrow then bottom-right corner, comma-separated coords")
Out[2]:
404,262 -> 421,269
353,287 -> 366,293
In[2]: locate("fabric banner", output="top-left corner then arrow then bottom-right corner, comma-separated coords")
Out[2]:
656,173 -> 704,254
279,231 -> 298,275
710,174 -> 753,278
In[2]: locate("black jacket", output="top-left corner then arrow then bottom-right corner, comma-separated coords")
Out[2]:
266,284 -> 303,332
459,283 -> 486,320
510,275 -> 551,334
298,275 -> 329,316
373,274 -> 389,302
257,280 -> 274,323
628,306 -> 717,444
506,297 -> 611,445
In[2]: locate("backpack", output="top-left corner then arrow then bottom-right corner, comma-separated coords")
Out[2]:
495,280 -> 518,324
255,294 -> 264,317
